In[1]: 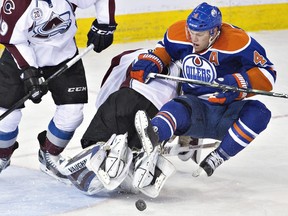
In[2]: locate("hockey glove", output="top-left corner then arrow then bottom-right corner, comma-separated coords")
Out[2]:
87,19 -> 117,53
21,67 -> 48,104
130,53 -> 164,83
208,73 -> 250,105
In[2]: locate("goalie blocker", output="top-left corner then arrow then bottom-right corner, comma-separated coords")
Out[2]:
59,133 -> 175,197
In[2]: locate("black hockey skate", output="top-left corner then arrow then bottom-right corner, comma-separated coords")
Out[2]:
38,131 -> 70,184
38,149 -> 70,184
134,110 -> 159,155
196,150 -> 224,176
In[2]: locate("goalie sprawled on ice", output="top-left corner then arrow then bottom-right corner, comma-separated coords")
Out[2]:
53,48 -> 204,198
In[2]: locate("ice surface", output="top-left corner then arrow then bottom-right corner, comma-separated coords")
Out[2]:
1,30 -> 288,216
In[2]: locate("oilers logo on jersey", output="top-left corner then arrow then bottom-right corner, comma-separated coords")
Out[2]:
182,54 -> 217,88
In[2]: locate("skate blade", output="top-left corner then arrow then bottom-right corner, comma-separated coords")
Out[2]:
40,164 -> 72,185
192,167 -> 204,177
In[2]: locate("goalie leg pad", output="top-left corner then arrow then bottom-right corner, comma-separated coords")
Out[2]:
133,147 -> 175,198
89,133 -> 133,191
67,166 -> 105,195
132,147 -> 159,189
59,144 -> 105,195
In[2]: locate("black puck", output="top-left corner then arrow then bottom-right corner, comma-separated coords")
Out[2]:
135,199 -> 147,211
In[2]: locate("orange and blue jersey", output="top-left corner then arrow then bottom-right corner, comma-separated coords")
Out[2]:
153,20 -> 276,97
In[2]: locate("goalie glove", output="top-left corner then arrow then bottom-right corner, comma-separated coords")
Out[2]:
130,53 -> 164,83
208,73 -> 250,105
87,19 -> 117,53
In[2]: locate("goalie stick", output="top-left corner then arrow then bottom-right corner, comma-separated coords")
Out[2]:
0,44 -> 94,121
147,73 -> 288,99
161,141 -> 220,156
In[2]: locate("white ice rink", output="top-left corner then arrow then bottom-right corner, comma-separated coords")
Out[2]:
1,30 -> 288,216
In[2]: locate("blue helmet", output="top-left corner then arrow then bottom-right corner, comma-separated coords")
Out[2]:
187,2 -> 222,32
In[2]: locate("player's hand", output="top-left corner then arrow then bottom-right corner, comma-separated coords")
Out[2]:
21,67 -> 48,104
130,53 -> 164,83
208,73 -> 250,104
87,19 -> 117,53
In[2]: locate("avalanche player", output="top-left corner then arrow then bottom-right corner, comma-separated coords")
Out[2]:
131,2 -> 276,176
0,0 -> 117,181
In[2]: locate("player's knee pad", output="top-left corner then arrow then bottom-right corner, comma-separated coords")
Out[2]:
132,146 -> 175,198
53,104 -> 84,131
241,100 -> 271,133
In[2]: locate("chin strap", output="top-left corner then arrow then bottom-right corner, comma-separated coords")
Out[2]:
207,29 -> 221,49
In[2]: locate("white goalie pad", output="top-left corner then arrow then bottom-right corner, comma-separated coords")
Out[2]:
59,134 -> 132,195
59,143 -> 106,195
88,133 -> 133,191
133,146 -> 176,198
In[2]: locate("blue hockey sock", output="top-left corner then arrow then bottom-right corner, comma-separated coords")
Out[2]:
151,100 -> 191,142
219,100 -> 271,159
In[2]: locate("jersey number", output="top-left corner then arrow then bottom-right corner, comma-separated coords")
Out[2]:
253,51 -> 267,66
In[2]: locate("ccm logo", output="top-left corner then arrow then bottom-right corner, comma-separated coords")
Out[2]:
67,87 -> 87,92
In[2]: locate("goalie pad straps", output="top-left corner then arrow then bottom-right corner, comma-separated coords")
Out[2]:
88,133 -> 133,191
132,146 -> 175,198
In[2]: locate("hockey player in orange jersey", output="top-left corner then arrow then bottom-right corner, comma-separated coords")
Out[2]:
130,2 -> 276,176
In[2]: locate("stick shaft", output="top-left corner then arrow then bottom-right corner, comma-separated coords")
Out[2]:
162,141 -> 220,156
148,73 -> 288,99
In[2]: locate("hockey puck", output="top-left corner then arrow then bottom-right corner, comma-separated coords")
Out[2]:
135,199 -> 147,211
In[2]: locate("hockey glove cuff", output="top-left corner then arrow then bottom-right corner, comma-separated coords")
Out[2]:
87,19 -> 117,53
208,73 -> 250,105
130,53 -> 164,83
21,67 -> 48,104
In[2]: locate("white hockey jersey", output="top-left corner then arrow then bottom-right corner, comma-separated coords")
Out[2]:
0,0 -> 116,69
95,49 -> 180,110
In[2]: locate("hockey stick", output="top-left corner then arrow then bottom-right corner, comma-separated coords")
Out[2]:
0,44 -> 94,121
148,73 -> 288,99
161,141 -> 220,156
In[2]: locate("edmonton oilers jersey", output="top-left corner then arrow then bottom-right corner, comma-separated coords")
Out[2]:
154,20 -> 276,98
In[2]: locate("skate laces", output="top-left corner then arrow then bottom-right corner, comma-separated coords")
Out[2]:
44,151 -> 64,168
207,151 -> 224,170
